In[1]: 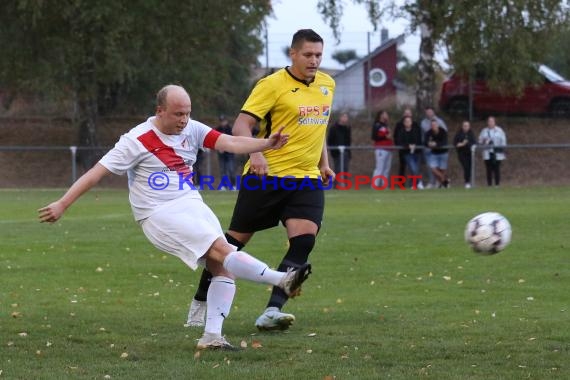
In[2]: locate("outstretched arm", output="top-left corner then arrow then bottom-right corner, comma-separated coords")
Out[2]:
38,163 -> 112,223
214,126 -> 288,155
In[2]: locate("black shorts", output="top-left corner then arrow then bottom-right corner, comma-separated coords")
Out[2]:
229,176 -> 325,233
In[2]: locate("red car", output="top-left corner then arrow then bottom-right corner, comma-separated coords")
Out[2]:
439,65 -> 570,117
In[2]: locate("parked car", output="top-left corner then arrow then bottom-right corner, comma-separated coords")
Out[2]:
439,65 -> 570,117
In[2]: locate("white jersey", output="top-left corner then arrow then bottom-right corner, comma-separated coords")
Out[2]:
99,116 -> 221,221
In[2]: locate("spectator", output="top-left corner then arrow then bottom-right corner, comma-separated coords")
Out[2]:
215,115 -> 236,190
395,115 -> 424,188
394,107 -> 420,177
327,112 -> 352,173
420,107 -> 447,188
425,119 -> 450,188
478,116 -> 507,187
371,110 -> 394,187
453,120 -> 477,188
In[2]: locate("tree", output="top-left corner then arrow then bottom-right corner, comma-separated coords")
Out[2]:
316,0 -> 569,113
544,25 -> 570,78
0,1 -> 270,167
395,50 -> 418,88
332,49 -> 360,67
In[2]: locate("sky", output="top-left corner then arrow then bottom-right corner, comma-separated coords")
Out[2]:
261,0 -> 421,70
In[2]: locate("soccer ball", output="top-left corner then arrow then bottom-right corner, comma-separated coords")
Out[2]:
465,212 -> 512,254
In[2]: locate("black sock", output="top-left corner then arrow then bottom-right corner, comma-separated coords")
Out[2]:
267,234 -> 315,309
193,232 -> 245,302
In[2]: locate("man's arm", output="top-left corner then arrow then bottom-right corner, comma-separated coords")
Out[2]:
214,126 -> 287,155
233,112 -> 269,175
319,141 -> 335,183
38,163 -> 112,223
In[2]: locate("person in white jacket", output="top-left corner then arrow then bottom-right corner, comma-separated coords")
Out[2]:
478,116 -> 507,186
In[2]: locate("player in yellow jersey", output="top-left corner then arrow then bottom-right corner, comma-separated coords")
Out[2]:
186,29 -> 336,331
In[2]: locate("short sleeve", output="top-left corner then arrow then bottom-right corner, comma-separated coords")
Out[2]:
186,120 -> 221,149
240,77 -> 277,120
99,135 -> 141,175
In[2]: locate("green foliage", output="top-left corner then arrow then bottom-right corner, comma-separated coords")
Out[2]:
396,49 -> 418,88
2,187 -> 570,379
0,1 -> 271,117
442,0 -> 569,95
544,25 -> 570,79
316,1 -> 570,102
331,49 -> 359,67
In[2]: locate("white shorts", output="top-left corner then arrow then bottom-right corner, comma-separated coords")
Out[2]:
140,197 -> 229,270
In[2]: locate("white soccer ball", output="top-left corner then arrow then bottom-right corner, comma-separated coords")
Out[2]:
465,212 -> 512,254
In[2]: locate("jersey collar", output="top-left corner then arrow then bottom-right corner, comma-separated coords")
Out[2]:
285,66 -> 315,86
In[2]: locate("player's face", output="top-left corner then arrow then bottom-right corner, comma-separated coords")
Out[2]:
157,93 -> 192,135
290,41 -> 323,81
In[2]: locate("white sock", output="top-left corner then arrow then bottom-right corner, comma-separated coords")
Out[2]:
223,251 -> 284,286
204,276 -> 235,336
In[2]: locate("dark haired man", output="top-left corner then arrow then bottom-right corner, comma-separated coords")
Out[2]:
187,29 -> 336,331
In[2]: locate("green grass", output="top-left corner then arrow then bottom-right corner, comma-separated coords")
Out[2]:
1,187 -> 569,379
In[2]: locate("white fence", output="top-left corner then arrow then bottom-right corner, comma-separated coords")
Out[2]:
1,144 -> 569,188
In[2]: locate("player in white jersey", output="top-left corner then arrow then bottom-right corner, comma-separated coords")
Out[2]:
38,84 -> 312,351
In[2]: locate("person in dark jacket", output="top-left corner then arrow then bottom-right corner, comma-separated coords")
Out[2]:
453,121 -> 476,188
425,119 -> 450,188
327,112 -> 352,173
393,107 -> 420,176
394,115 -> 424,188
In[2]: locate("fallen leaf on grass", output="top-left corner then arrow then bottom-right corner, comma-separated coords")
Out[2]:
307,333 -> 317,337
18,332 -> 27,337
251,340 -> 262,349
240,340 -> 247,348
120,352 -> 128,359
11,312 -> 22,318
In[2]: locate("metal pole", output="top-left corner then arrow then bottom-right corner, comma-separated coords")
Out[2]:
367,31 -> 372,123
470,144 -> 477,188
339,146 -> 345,173
70,146 -> 77,184
206,149 -> 211,176
265,21 -> 269,73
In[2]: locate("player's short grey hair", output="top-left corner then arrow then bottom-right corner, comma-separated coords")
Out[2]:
156,84 -> 187,107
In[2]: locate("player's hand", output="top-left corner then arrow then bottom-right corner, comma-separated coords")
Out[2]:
38,201 -> 66,223
320,166 -> 335,187
249,152 -> 269,176
267,126 -> 289,149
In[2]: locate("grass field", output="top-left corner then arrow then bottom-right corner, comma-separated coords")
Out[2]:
1,187 -> 569,379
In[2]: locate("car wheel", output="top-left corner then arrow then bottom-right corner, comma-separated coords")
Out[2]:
446,98 -> 469,116
549,99 -> 570,118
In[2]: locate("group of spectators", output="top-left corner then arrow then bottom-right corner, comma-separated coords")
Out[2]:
328,107 -> 508,188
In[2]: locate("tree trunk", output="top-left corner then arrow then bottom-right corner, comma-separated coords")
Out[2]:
75,76 -> 99,170
415,5 -> 436,115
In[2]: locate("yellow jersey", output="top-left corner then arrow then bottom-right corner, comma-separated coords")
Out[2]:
241,67 -> 335,178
